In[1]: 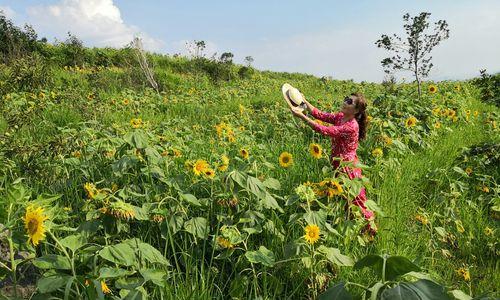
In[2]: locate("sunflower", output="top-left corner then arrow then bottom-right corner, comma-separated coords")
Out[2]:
204,168 -> 216,179
193,159 -> 209,176
84,182 -> 98,199
432,107 -> 441,116
217,236 -> 233,249
218,155 -> 230,171
454,84 -> 461,92
130,118 -> 142,128
240,148 -> 249,160
173,148 -> 182,157
484,227 -> 493,236
465,167 -> 472,175
382,135 -> 393,146
23,205 -> 49,246
371,148 -> 383,158
428,85 -> 438,94
319,180 -> 343,197
405,116 -> 417,127
415,214 -> 429,226
447,110 -> 456,118
122,99 -> 130,105
304,224 -> 320,245
279,152 -> 293,168
456,267 -> 470,281
101,281 -> 111,294
309,143 -> 322,159
434,122 -> 441,129
473,110 -> 479,117
103,200 -> 135,220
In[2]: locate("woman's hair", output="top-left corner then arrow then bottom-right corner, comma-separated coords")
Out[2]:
351,92 -> 368,140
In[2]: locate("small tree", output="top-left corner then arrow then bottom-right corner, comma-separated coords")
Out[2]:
219,52 -> 234,64
375,12 -> 450,99
244,56 -> 254,67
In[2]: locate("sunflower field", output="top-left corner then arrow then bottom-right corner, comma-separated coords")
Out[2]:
0,44 -> 499,299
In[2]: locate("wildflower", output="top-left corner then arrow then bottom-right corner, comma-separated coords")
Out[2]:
405,116 -> 417,127
101,281 -> 111,294
304,224 -> 320,245
84,183 -> 98,199
309,143 -> 322,159
279,152 -> 293,168
130,118 -> 142,129
428,85 -> 438,93
415,214 -> 429,226
456,267 -> 470,281
204,168 -> 216,179
217,236 -> 233,249
218,155 -> 230,171
23,205 -> 49,246
193,159 -> 209,176
372,148 -> 383,157
240,148 -> 249,160
319,180 -> 343,197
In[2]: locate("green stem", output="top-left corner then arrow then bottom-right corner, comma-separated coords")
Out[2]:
49,231 -> 81,297
8,237 -> 17,298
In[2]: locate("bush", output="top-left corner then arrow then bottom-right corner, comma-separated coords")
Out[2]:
473,69 -> 500,107
1,53 -> 52,93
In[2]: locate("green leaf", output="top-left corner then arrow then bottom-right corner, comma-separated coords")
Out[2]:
180,193 -> 201,206
99,267 -> 135,279
263,192 -> 284,213
99,243 -> 136,266
124,130 -> 149,149
140,268 -> 167,287
60,234 -> 87,252
380,280 -> 450,300
184,217 -> 209,239
319,282 -> 353,300
385,256 -> 421,280
245,246 -> 275,267
33,255 -> 71,270
37,273 -> 72,293
450,290 -> 472,300
263,178 -> 281,190
317,246 -> 354,267
303,210 -> 327,229
134,240 -> 171,267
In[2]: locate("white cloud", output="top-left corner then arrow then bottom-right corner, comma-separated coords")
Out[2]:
27,0 -> 164,51
0,5 -> 15,18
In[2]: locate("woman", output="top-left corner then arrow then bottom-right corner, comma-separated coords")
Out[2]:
290,93 -> 376,235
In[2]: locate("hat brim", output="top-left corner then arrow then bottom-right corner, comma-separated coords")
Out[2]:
282,83 -> 304,110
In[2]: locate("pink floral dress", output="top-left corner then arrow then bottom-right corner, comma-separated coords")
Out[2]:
310,108 -> 374,221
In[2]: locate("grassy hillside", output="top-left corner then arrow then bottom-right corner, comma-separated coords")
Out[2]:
0,44 -> 499,299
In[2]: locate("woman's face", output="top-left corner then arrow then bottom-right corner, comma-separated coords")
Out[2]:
340,95 -> 359,116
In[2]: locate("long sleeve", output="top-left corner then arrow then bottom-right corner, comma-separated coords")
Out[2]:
310,120 -> 356,138
311,108 -> 342,124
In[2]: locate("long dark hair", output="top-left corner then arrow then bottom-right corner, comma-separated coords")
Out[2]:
351,92 -> 367,140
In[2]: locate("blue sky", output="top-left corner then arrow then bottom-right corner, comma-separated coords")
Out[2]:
1,0 -> 499,82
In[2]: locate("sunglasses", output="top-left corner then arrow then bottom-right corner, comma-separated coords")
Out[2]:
343,96 -> 354,105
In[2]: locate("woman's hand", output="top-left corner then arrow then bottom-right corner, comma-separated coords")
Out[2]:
290,106 -> 305,118
301,93 -> 314,112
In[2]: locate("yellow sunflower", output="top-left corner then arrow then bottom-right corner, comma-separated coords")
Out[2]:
84,182 -> 98,199
240,148 -> 249,160
101,281 -> 112,294
371,148 -> 383,157
428,85 -> 438,94
405,116 -> 417,127
217,236 -> 234,249
122,99 -> 130,105
309,143 -> 322,159
23,205 -> 49,246
434,122 -> 441,129
465,167 -> 472,175
130,118 -> 143,128
204,168 -> 216,179
456,267 -> 470,282
319,180 -> 343,197
218,155 -> 230,171
454,84 -> 461,92
279,152 -> 293,168
193,159 -> 209,176
304,224 -> 320,245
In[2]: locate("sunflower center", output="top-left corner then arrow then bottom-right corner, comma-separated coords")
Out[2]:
283,157 -> 289,163
28,218 -> 39,235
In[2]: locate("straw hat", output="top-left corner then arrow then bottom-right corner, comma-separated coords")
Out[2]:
282,83 -> 306,110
